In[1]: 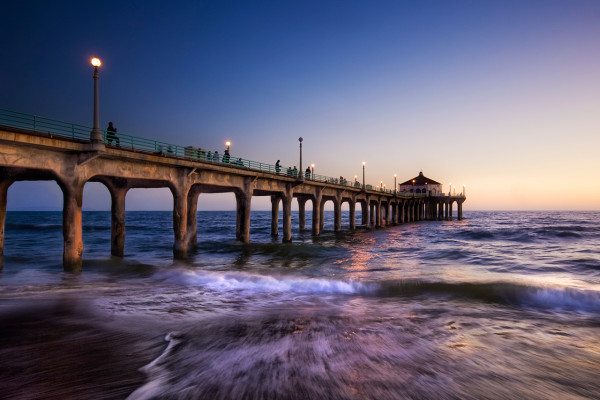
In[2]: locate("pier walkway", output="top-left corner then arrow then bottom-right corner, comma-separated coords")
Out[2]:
0,109 -> 465,271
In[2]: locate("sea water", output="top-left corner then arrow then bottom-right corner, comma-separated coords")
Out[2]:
0,211 -> 599,399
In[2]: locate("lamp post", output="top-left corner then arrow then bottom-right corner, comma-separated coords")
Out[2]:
90,57 -> 103,143
448,183 -> 451,196
298,137 -> 303,181
311,163 -> 315,179
394,174 -> 397,195
463,184 -> 466,197
225,141 -> 231,151
362,162 -> 366,190
380,180 -> 383,192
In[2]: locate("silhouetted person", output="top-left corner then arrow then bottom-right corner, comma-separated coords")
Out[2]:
213,151 -> 220,162
106,122 -> 119,146
275,160 -> 281,174
305,166 -> 311,179
223,148 -> 230,163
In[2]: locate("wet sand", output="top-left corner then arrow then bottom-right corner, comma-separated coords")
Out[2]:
0,299 -> 159,400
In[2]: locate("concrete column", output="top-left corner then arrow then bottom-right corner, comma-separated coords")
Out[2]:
270,195 -> 280,236
458,201 -> 463,220
349,200 -> 356,231
298,197 -> 307,231
320,199 -> 326,231
282,189 -> 293,242
385,202 -> 392,226
186,186 -> 201,246
312,192 -> 322,236
61,180 -> 85,272
392,202 -> 398,225
400,201 -> 405,223
449,202 -> 454,220
110,185 -> 128,257
361,200 -> 368,226
444,202 -> 449,220
235,191 -> 252,242
0,180 -> 13,267
172,185 -> 190,259
369,203 -> 375,227
376,201 -> 382,227
438,201 -> 444,220
334,197 -> 342,232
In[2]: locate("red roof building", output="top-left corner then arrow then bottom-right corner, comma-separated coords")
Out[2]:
398,171 -> 443,195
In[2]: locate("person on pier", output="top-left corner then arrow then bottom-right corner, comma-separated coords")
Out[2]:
106,122 -> 120,146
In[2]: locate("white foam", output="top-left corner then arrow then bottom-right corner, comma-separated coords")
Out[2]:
154,269 -> 374,295
519,286 -> 600,313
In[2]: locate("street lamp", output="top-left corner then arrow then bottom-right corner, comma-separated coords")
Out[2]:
90,57 -> 103,143
311,163 -> 315,179
448,182 -> 451,195
380,180 -> 383,192
362,161 -> 366,190
298,137 -> 303,181
394,174 -> 397,195
463,184 -> 466,197
225,141 -> 231,151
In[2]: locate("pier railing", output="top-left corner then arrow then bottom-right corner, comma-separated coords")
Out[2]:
0,108 -> 463,197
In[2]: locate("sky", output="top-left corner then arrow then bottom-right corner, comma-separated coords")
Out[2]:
1,0 -> 599,211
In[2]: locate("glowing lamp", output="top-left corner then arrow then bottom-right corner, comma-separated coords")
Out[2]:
91,58 -> 101,67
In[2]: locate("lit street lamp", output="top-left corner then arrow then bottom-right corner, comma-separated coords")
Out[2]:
298,137 -> 303,181
394,174 -> 397,195
225,141 -> 231,151
311,163 -> 315,179
362,161 -> 366,190
463,184 -> 466,197
90,57 -> 103,144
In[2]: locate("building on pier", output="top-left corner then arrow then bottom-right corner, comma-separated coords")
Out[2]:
398,171 -> 442,195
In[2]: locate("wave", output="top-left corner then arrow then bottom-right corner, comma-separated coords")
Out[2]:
152,269 -> 600,314
456,225 -> 596,243
378,280 -> 600,314
153,269 -> 375,295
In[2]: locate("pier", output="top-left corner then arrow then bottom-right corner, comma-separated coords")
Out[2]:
0,109 -> 465,272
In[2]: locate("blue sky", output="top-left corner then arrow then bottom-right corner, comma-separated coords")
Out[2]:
2,0 -> 599,210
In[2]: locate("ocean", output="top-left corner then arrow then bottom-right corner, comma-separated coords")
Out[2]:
0,210 -> 599,399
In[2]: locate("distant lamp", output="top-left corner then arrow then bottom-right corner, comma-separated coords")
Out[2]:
298,137 -> 303,180
362,161 -> 366,190
394,174 -> 397,195
311,163 -> 315,178
225,141 -> 231,150
91,57 -> 101,67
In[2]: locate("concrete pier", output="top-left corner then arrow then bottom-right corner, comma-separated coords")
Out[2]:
0,124 -> 466,271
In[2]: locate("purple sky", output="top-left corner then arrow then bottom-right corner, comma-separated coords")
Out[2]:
2,0 -> 599,210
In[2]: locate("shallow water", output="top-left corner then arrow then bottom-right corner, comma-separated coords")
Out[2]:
1,211 -> 599,399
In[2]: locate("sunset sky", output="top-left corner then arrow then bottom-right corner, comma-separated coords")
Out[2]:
2,0 -> 599,211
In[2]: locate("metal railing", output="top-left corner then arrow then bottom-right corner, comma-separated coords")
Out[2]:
0,108 -> 439,196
